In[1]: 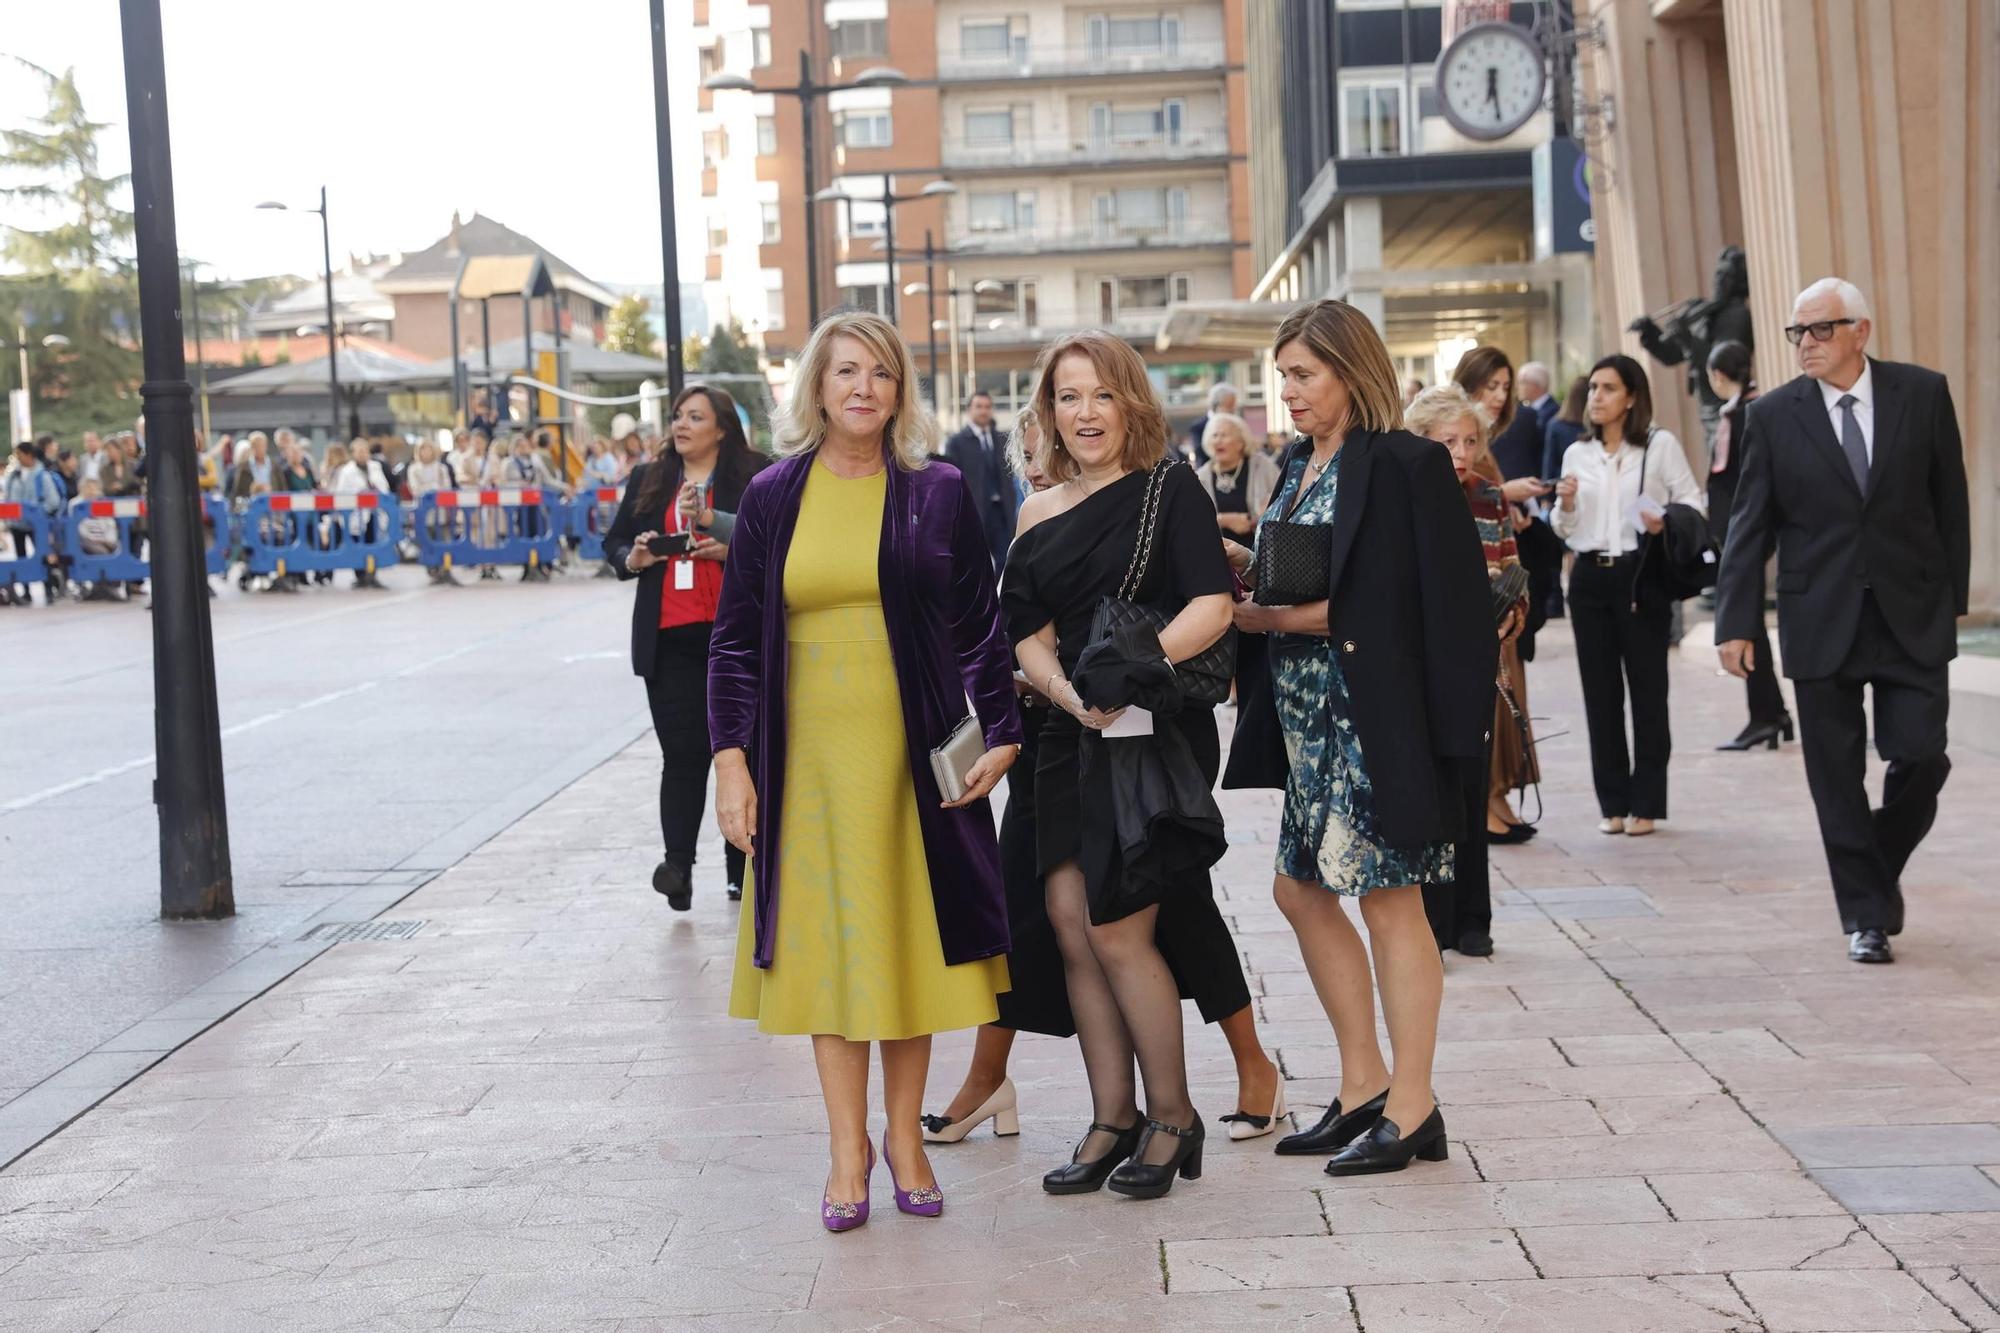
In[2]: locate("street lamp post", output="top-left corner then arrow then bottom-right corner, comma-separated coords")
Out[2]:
183,262 -> 210,443
119,0 -> 235,920
648,0 -> 684,397
705,60 -> 912,331
903,275 -> 1006,423
813,178 -> 955,328
256,189 -> 341,442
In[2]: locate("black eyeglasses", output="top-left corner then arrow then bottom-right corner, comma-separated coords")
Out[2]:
1784,318 -> 1857,345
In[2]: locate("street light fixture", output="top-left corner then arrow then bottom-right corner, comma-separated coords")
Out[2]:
256,189 -> 341,441
814,177 -> 958,325
705,55 -> 915,327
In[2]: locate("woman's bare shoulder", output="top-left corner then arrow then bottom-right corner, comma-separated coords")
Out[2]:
1015,484 -> 1069,539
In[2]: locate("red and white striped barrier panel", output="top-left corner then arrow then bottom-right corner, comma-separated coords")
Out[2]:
268,492 -> 385,512
432,489 -> 547,508
84,499 -> 147,519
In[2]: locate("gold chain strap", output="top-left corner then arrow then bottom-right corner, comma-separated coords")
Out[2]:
1119,460 -> 1172,601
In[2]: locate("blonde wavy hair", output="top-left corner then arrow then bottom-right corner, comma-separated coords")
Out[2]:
1405,383 -> 1500,484
1271,300 -> 1405,436
1028,330 -> 1171,484
775,310 -> 938,469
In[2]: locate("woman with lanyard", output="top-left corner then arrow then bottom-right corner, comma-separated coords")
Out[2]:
604,384 -> 768,909
1551,355 -> 1705,836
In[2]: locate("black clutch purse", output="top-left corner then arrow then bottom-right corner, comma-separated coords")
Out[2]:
1088,460 -> 1235,707
1490,563 -> 1530,625
1251,520 -> 1333,606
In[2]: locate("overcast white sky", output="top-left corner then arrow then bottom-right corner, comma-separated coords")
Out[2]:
0,0 -> 706,287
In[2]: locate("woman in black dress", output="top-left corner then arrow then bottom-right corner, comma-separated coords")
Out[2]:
1002,332 -> 1238,1200
1703,340 -> 1791,751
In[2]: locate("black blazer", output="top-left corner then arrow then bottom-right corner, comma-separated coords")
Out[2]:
1705,391 -> 1756,550
1229,431 -> 1497,848
941,424 -> 1018,566
603,457 -> 763,676
1714,360 -> 1969,680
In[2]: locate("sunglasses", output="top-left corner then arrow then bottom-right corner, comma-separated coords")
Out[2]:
1784,318 -> 1857,346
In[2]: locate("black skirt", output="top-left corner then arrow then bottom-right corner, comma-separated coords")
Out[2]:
1023,705 -> 1251,1031
992,700 -> 1072,1036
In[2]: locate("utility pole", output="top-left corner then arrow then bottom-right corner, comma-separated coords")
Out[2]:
650,0 -> 685,396
119,0 -> 235,919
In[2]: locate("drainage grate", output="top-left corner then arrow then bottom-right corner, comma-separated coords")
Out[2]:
299,920 -> 428,943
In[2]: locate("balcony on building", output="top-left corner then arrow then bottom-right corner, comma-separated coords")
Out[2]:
947,219 -> 1232,259
941,125 -> 1228,173
936,9 -> 1228,85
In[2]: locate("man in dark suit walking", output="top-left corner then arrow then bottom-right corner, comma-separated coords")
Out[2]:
1714,278 -> 1969,965
1520,361 -> 1559,437
941,390 -> 1017,571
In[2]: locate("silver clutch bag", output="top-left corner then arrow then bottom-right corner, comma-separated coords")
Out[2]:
929,714 -> 984,803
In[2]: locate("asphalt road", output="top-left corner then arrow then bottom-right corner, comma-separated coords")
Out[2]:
0,563 -> 652,1106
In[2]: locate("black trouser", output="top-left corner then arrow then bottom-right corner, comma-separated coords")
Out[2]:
1568,554 -> 1672,819
1793,593 -> 1950,936
1424,750 -> 1491,949
1708,472 -> 1788,728
643,622 -> 745,888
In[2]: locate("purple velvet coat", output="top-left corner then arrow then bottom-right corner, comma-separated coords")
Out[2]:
708,449 -> 1024,969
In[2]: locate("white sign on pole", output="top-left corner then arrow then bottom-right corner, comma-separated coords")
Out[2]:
8,389 -> 29,446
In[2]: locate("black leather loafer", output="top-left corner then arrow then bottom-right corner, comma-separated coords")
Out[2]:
1848,929 -> 1893,964
1274,1091 -> 1386,1156
1323,1106 -> 1449,1177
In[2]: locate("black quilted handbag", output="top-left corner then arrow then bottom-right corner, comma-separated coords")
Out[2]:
1087,459 -> 1236,706
1251,520 -> 1333,606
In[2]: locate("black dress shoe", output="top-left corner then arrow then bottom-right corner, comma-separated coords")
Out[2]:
1274,1090 -> 1386,1156
651,861 -> 693,911
1456,931 -> 1494,957
726,883 -> 743,902
1848,929 -> 1893,964
1043,1121 -> 1142,1195
1487,823 -> 1537,845
1323,1106 -> 1449,1177
1106,1113 -> 1204,1200
1718,716 -> 1795,751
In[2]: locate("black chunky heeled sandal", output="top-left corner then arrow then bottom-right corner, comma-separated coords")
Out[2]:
1106,1113 -> 1204,1200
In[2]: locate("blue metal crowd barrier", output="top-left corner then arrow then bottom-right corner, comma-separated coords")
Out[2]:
58,496 -> 231,585
568,486 -> 623,562
414,488 -> 562,575
238,492 -> 404,578
1,502 -> 54,590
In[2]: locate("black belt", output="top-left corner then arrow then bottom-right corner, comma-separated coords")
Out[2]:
1577,550 -> 1637,567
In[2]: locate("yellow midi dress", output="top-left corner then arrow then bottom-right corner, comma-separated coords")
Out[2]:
727,462 -> 1008,1040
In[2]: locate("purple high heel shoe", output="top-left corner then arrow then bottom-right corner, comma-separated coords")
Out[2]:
882,1131 -> 944,1217
821,1143 -> 875,1233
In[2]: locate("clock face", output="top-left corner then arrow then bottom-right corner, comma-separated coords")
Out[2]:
1438,22 -> 1546,141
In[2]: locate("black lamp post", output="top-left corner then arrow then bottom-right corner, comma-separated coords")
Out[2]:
649,0 -> 684,397
256,188 -> 340,443
705,58 -> 911,330
812,176 -> 956,326
119,0 -> 235,919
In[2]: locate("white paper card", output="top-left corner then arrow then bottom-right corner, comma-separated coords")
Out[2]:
1102,706 -> 1154,738
1626,492 -> 1665,532
673,559 -> 695,590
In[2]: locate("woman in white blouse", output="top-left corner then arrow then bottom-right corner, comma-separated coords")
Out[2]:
1551,354 -> 1704,836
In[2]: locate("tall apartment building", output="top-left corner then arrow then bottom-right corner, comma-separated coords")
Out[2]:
692,0 -> 1255,424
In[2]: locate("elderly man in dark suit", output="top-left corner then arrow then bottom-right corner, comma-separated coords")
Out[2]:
941,391 -> 1017,571
1714,277 -> 1969,965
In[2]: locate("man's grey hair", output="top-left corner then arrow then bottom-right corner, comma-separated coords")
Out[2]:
1795,277 -> 1872,323
1207,381 -> 1240,410
1518,361 -> 1551,392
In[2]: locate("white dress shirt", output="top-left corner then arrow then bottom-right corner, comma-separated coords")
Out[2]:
1819,360 -> 1875,463
1551,428 -> 1706,555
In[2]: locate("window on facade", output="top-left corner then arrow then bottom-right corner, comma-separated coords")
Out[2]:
847,198 -> 886,237
960,18 -> 1026,61
967,192 -> 1018,232
697,44 -> 721,82
837,284 -> 887,314
701,129 -> 727,168
1089,14 -> 1181,57
760,202 -> 780,244
836,110 -> 893,149
750,27 -> 771,67
1099,275 -> 1172,316
707,218 -> 727,249
764,287 -> 786,330
1094,187 -> 1189,237
756,116 -> 778,157
1172,273 -> 1191,303
962,108 -> 1014,147
1343,83 -> 1404,157
829,18 -> 887,58
974,278 -> 1036,321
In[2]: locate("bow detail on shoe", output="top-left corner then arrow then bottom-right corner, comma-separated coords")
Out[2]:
920,1113 -> 955,1134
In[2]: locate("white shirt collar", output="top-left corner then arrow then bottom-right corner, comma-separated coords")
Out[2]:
1819,359 -> 1873,413
1526,393 -> 1553,412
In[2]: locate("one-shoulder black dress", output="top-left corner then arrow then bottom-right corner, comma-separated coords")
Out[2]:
999,464 -> 1251,1028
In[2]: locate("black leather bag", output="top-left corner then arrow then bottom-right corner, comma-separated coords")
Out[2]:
1489,563 -> 1530,625
1250,520 -> 1332,606
1634,429 -> 1717,602
1087,460 -> 1235,707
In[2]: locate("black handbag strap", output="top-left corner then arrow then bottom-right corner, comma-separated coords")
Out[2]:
1117,459 -> 1175,601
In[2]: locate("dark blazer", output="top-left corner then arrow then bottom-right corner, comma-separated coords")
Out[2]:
709,450 -> 1025,969
941,423 -> 1019,569
1705,390 -> 1758,551
1542,417 -> 1584,482
1489,408 -> 1543,482
1230,431 -> 1497,847
1714,359 -> 1969,680
1531,394 -> 1560,435
603,456 -> 764,676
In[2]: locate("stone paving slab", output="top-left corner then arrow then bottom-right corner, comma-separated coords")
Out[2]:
0,625 -> 1998,1329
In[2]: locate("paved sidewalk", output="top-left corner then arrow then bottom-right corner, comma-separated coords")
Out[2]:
1,624 -> 1997,1331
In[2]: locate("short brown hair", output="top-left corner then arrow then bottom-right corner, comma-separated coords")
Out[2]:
1451,345 -> 1516,439
1270,301 -> 1404,435
1028,331 -> 1171,484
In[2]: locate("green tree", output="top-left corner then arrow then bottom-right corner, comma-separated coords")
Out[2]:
603,293 -> 660,359
699,320 -> 759,375
0,59 -> 141,438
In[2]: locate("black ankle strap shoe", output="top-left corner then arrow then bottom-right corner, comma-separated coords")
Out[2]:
1107,1113 -> 1205,1200
1042,1121 -> 1141,1195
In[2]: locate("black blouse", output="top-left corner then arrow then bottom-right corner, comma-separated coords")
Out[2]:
1001,462 -> 1235,673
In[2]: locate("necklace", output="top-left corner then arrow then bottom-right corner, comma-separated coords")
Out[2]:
1305,448 -> 1338,479
1213,461 -> 1244,494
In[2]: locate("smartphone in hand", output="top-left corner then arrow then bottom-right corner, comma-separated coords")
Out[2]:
645,532 -> 694,557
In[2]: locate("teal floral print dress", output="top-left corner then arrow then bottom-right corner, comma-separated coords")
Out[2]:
1260,447 -> 1456,895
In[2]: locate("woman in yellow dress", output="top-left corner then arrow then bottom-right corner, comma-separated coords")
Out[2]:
710,311 -> 1023,1231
